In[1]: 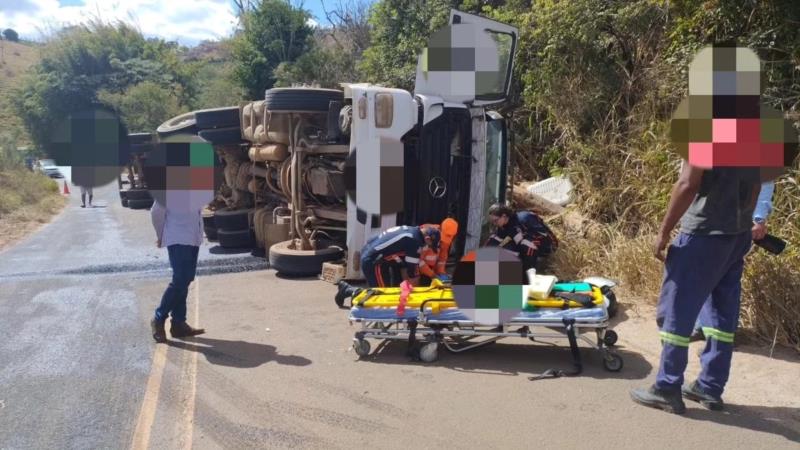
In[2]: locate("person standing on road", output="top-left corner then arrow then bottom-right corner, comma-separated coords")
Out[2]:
79,185 -> 93,208
150,199 -> 206,342
630,162 -> 761,414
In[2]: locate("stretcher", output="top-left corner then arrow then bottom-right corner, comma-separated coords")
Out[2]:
343,277 -> 623,376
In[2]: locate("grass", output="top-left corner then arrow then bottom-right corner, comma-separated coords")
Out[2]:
0,169 -> 66,251
0,40 -> 40,147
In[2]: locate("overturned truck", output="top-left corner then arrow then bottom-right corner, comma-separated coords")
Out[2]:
153,10 -> 518,280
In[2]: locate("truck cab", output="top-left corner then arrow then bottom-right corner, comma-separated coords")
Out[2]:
342,10 -> 517,279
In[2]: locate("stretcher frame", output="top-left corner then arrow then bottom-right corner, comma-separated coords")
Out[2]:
348,296 -> 623,376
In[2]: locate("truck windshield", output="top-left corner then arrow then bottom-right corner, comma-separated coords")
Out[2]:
480,113 -> 506,242
475,31 -> 515,102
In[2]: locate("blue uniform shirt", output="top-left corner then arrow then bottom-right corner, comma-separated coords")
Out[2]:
362,226 -> 424,271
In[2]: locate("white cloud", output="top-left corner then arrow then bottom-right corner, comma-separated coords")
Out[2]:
0,0 -> 239,45
306,17 -> 319,28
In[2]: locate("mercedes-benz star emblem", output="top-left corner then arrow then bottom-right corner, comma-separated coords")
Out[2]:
428,176 -> 447,199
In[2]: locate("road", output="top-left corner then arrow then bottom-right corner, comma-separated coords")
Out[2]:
0,177 -> 798,449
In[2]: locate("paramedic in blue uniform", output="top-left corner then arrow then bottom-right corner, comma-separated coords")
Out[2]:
485,203 -> 558,271
692,180 -> 774,341
631,162 -> 761,414
360,225 -> 441,287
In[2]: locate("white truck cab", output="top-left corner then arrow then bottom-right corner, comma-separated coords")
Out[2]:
341,10 -> 518,279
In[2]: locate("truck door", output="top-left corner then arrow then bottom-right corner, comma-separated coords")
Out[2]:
414,9 -> 518,106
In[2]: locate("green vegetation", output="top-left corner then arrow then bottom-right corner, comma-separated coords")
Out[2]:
231,0 -> 314,97
10,21 -> 196,143
2,29 -> 19,42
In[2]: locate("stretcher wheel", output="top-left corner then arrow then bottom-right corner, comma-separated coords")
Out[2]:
602,352 -> 623,372
353,339 -> 371,357
419,342 -> 439,363
603,330 -> 618,347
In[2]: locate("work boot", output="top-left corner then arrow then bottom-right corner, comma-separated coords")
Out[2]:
335,281 -> 361,308
630,385 -> 686,414
151,318 -> 166,343
682,380 -> 724,411
170,321 -> 205,338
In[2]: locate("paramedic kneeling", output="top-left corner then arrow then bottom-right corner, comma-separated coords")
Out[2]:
485,204 -> 558,271
360,225 -> 441,287
630,163 -> 760,414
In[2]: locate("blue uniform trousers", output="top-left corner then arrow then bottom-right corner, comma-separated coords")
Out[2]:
655,231 -> 751,398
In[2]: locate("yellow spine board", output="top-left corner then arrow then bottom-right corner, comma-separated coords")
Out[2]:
527,287 -> 604,308
353,285 -> 605,313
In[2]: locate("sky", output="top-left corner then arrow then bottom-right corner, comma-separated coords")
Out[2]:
0,0 -> 372,46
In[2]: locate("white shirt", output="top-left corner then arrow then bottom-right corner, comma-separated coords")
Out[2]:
150,200 -> 204,247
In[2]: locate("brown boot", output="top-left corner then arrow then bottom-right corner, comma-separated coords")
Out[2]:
151,318 -> 167,343
170,321 -> 205,338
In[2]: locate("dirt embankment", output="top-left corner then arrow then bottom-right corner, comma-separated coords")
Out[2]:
0,169 -> 66,251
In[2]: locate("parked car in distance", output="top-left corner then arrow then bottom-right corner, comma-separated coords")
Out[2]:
36,159 -> 64,179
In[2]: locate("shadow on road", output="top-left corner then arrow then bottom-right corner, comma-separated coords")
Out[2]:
167,336 -> 312,368
209,245 -> 252,255
360,339 -> 652,380
686,404 -> 800,443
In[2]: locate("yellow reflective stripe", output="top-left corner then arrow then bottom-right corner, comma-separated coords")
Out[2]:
660,331 -> 690,347
702,327 -> 734,343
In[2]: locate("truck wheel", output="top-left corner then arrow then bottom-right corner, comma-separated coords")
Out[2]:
126,189 -> 151,201
128,132 -> 154,145
268,240 -> 344,277
195,107 -> 240,130
264,88 -> 344,112
605,291 -> 619,319
214,209 -> 251,231
204,226 -> 218,241
128,198 -> 154,210
157,112 -> 197,136
198,127 -> 243,145
218,228 -> 254,248
121,197 -> 129,207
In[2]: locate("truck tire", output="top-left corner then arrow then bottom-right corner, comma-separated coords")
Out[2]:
204,226 -> 218,241
157,112 -> 197,136
218,228 -> 254,248
264,88 -> 344,113
198,127 -> 243,145
128,198 -> 154,210
126,189 -> 151,201
269,240 -> 344,277
195,107 -> 240,130
121,197 -> 129,207
214,209 -> 251,231
129,132 -> 153,145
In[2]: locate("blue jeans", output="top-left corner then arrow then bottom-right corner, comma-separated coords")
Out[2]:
154,244 -> 199,323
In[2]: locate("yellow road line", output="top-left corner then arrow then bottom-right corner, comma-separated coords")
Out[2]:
181,280 -> 200,450
130,329 -> 168,450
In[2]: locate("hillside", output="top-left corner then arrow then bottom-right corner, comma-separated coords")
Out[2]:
0,39 -> 40,146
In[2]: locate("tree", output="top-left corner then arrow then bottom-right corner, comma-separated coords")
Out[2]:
275,1 -> 373,88
359,0 -> 456,90
11,21 -> 196,149
2,29 -> 19,42
97,81 -> 183,132
231,0 -> 314,99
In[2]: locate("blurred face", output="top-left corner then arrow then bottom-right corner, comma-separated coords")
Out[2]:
489,214 -> 508,228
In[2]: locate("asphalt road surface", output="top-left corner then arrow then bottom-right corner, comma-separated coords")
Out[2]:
0,178 -> 798,449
